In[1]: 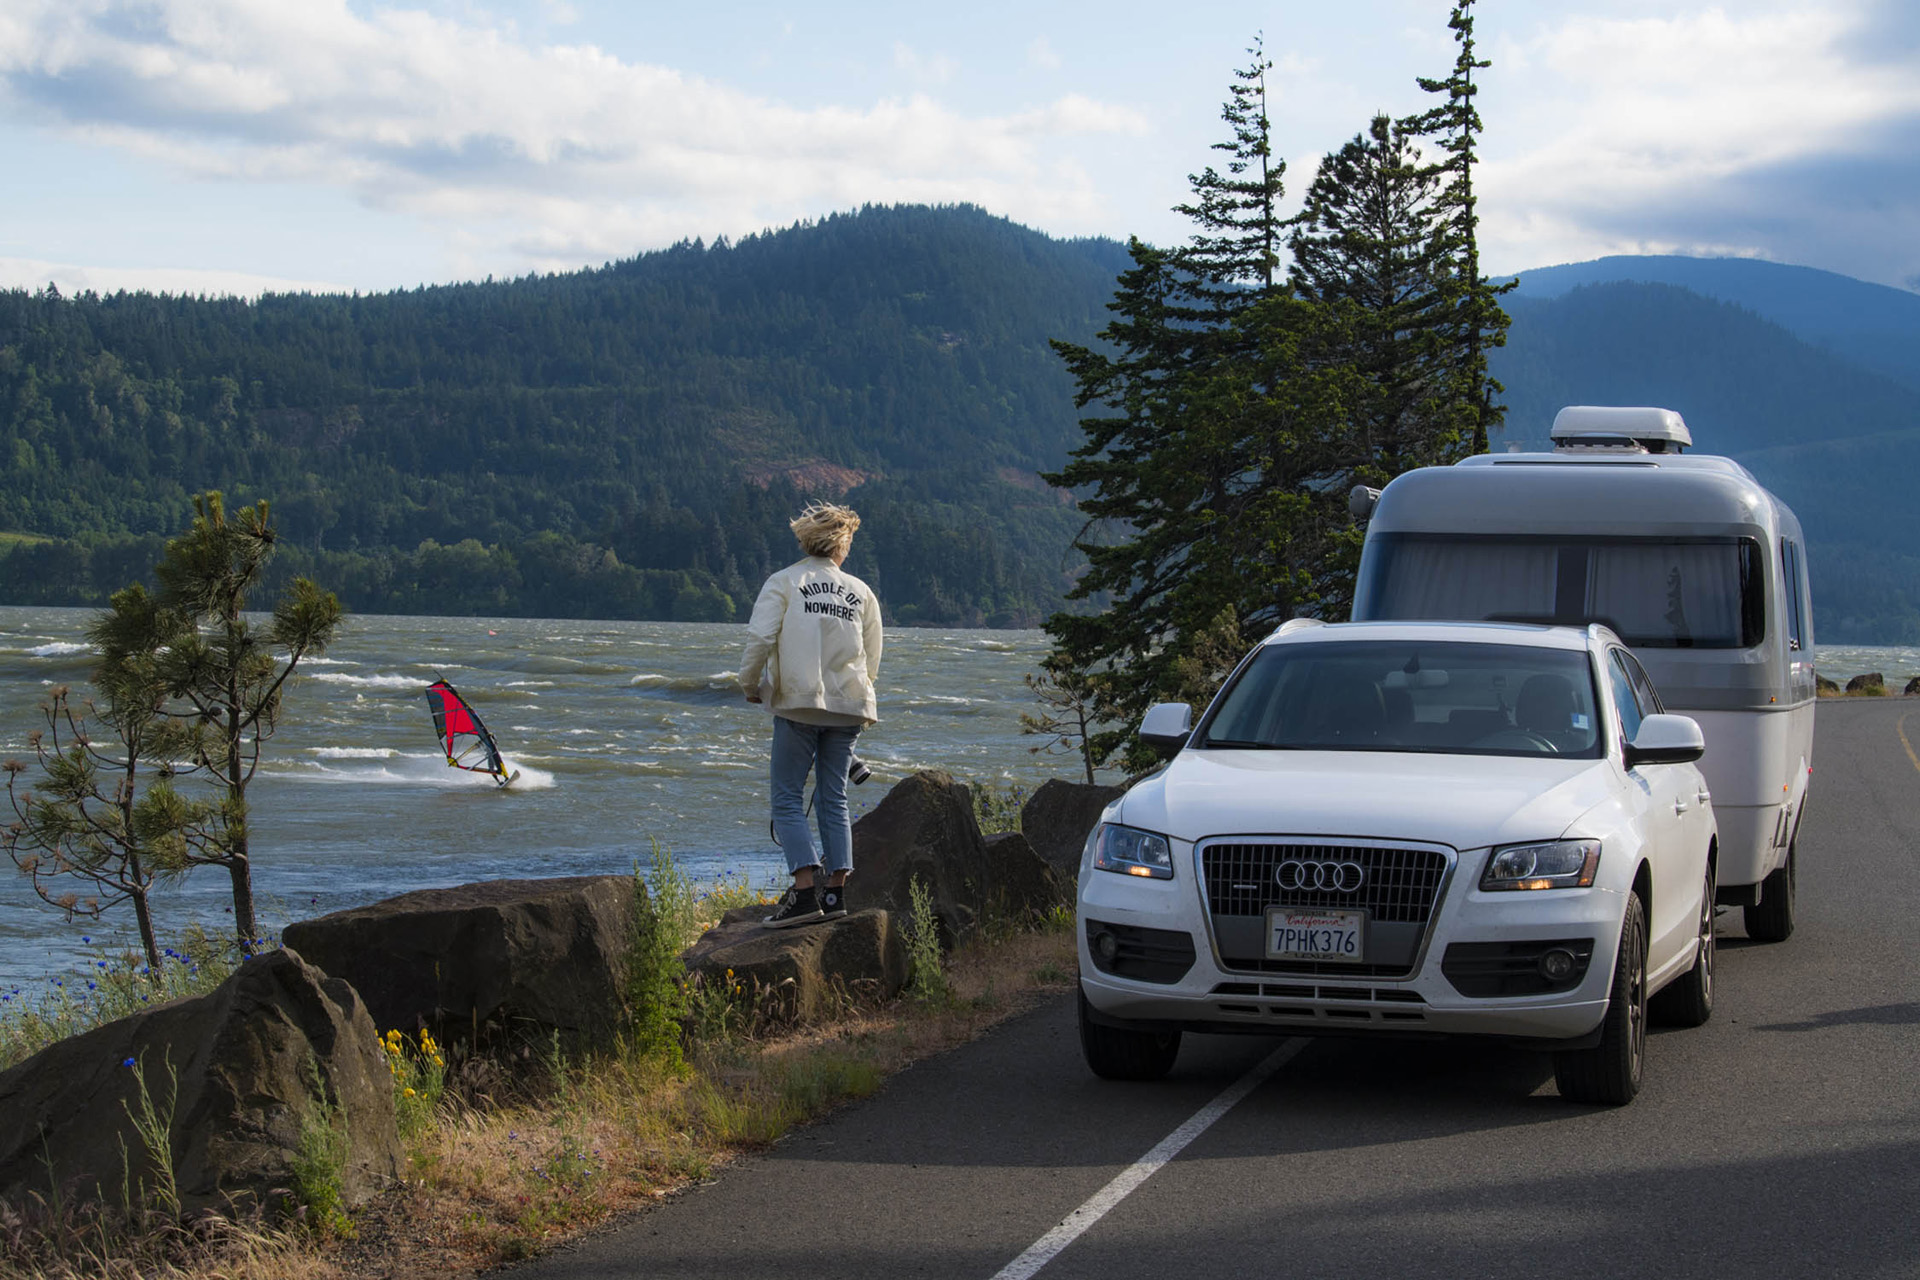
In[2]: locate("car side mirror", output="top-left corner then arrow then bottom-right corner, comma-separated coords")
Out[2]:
1139,703 -> 1193,757
1624,713 -> 1706,768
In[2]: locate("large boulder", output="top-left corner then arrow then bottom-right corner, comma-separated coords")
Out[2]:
1020,778 -> 1124,879
1816,672 -> 1840,695
0,948 -> 398,1216
282,875 -> 638,1046
1906,675 -> 1920,697
1846,672 -> 1886,694
681,907 -> 908,1022
850,771 -> 1066,946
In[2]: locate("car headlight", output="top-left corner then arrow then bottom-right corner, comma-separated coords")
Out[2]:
1091,823 -> 1174,880
1481,839 -> 1600,891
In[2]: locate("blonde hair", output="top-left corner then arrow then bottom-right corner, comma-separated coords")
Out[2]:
790,501 -> 861,559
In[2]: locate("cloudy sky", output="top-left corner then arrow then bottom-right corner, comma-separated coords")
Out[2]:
2,0 -> 1916,297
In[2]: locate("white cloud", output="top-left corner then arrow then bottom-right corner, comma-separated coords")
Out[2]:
1480,4 -> 1920,280
0,255 -> 349,298
0,1 -> 1141,275
1027,36 -> 1061,71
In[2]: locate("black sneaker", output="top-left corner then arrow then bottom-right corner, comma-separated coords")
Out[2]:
764,885 -> 822,929
819,882 -> 848,920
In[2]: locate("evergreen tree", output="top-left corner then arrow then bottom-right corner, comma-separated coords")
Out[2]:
1401,0 -> 1512,453
1173,35 -> 1288,309
1046,258 -> 1359,769
152,493 -> 343,943
1289,113 -> 1457,476
1,586 -> 201,968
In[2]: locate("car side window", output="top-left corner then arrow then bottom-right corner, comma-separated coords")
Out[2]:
1619,650 -> 1664,715
1607,651 -> 1645,746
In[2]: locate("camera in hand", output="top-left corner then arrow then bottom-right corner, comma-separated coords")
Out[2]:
848,755 -> 872,786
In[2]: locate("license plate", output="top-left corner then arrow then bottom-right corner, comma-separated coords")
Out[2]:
1266,908 -> 1366,962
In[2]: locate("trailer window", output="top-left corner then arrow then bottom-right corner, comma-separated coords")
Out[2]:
1360,535 -> 1766,649
1781,538 -> 1805,652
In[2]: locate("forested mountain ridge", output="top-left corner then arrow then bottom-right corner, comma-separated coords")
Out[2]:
1511,255 -> 1920,392
0,204 -> 1130,625
4,217 -> 1919,640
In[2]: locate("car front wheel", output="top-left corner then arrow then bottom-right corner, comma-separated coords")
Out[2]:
1078,987 -> 1182,1081
1554,891 -> 1647,1106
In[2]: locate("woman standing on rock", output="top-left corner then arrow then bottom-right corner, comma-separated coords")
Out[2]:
739,502 -> 883,928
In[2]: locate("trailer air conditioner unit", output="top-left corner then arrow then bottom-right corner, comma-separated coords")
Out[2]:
1549,405 -> 1692,454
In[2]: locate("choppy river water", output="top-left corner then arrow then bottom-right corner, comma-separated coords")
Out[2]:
0,605 -> 1912,986
0,607 -> 1077,985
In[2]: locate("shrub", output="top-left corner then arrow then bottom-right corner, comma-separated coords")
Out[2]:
623,841 -> 694,1068
904,876 -> 951,1005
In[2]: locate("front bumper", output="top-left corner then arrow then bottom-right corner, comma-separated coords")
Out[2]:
1077,846 -> 1622,1044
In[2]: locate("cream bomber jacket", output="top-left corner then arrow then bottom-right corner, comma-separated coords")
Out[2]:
738,556 -> 884,724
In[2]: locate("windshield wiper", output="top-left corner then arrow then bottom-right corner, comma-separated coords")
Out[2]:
1196,738 -> 1286,749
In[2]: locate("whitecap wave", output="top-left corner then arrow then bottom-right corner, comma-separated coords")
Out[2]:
309,747 -> 399,760
27,642 -> 90,657
265,753 -> 556,791
304,672 -> 424,690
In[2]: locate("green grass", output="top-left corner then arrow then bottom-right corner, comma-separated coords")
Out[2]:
0,530 -> 53,548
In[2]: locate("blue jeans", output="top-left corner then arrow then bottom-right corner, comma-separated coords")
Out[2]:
770,716 -> 861,876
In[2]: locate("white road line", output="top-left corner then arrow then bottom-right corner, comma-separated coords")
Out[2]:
990,1040 -> 1304,1280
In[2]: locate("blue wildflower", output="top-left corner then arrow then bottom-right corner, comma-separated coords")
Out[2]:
121,1057 -> 135,1068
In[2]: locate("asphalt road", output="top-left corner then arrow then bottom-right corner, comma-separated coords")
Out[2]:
517,700 -> 1920,1280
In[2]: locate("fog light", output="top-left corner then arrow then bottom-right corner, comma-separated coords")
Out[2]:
1092,929 -> 1119,964
1538,947 -> 1577,982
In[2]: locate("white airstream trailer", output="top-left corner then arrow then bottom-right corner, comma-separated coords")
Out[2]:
1351,406 -> 1815,941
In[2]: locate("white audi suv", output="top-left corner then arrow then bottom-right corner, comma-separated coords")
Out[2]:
1077,620 -> 1718,1105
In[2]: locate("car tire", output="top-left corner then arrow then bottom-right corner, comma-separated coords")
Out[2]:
1554,891 -> 1647,1106
1744,837 -> 1796,942
1650,862 -> 1715,1028
1077,987 -> 1181,1081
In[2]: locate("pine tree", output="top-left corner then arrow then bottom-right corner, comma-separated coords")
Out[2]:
152,493 -> 343,943
1173,34 -> 1288,309
1045,255 -> 1359,769
1,586 -> 201,968
1290,114 -> 1457,476
1401,0 -> 1512,453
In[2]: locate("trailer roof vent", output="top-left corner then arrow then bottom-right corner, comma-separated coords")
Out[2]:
1550,406 -> 1691,454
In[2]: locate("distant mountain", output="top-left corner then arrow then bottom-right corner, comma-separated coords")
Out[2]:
0,204 -> 1132,626
4,222 -> 1917,641
1511,255 -> 1920,392
1492,279 -> 1920,643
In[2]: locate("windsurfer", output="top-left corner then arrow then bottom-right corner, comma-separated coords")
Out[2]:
739,501 -> 882,928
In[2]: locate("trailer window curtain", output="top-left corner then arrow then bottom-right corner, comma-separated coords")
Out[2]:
1362,535 -> 1765,649
1372,541 -> 1557,623
1587,543 -> 1745,647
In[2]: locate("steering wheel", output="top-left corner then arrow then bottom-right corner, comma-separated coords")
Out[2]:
1473,728 -> 1559,753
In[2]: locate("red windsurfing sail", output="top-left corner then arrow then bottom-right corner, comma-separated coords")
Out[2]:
425,679 -> 511,785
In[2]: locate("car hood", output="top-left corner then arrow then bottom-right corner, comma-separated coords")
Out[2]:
1117,749 -> 1621,851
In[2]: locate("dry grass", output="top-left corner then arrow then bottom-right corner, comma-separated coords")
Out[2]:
331,919 -> 1077,1276
6,912 -> 1077,1280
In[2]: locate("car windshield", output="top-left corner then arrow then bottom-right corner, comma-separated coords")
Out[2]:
1195,640 -> 1604,758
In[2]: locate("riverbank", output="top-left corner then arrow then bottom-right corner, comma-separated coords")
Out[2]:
0,866 -> 1076,1279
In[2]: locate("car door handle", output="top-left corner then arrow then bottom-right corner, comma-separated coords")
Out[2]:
1697,790 -> 1711,805
1674,799 -> 1689,815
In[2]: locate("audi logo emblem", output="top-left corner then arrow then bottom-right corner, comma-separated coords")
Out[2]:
1275,859 -> 1366,892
